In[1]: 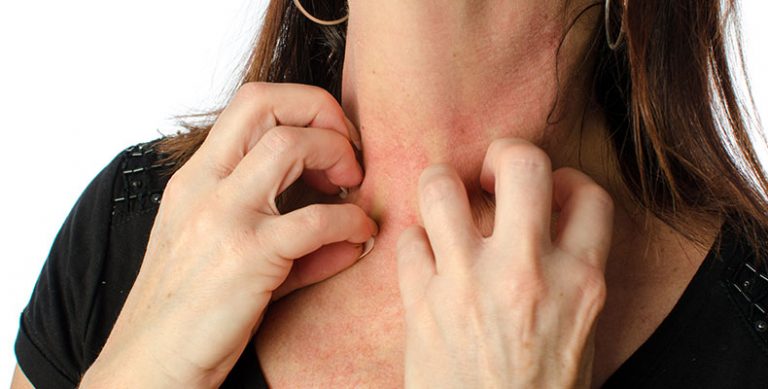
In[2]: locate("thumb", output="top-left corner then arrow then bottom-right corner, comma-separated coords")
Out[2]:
271,239 -> 374,301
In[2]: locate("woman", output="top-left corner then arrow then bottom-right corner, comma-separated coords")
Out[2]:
12,0 -> 768,387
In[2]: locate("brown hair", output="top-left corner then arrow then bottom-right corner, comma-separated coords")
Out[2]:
155,0 -> 768,267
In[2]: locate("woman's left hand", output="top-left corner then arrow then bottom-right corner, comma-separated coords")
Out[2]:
397,138 -> 614,388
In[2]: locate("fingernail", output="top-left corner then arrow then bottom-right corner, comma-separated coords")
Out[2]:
338,186 -> 349,199
267,197 -> 281,216
344,116 -> 362,152
371,219 -> 379,237
358,237 -> 375,259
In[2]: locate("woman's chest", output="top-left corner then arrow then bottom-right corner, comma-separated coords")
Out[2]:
252,234 -> 709,388
254,250 -> 407,387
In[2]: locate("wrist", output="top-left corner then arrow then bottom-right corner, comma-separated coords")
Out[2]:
79,342 -> 217,389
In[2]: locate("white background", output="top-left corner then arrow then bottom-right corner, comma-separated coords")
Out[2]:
0,0 -> 765,385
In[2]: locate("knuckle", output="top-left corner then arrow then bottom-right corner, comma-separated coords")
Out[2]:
495,141 -> 551,171
500,250 -> 549,291
511,268 -> 549,297
576,266 -> 607,308
419,165 -> 459,199
496,270 -> 549,312
234,81 -> 269,102
260,127 -> 301,155
580,245 -> 607,265
488,137 -> 520,155
311,86 -> 339,107
300,204 -> 331,232
583,184 -> 614,211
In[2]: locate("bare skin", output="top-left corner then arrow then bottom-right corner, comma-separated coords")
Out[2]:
11,0 -> 721,388
254,0 -> 721,387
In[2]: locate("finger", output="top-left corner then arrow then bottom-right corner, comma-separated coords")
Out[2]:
271,241 -> 367,301
418,164 -> 482,270
397,225 -> 436,308
197,82 -> 356,178
551,167 -> 614,270
480,138 -> 553,254
301,169 -> 344,195
264,203 -> 378,260
221,126 -> 362,213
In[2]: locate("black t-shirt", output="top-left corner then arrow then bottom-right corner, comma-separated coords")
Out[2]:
15,138 -> 768,388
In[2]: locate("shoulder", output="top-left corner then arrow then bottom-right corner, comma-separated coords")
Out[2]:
665,220 -> 768,387
84,137 -> 179,361
110,138 -> 177,225
15,137 -> 179,389
718,219 -> 768,358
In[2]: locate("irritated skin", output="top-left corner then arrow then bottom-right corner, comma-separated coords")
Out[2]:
254,0 -> 712,387
339,0 -> 602,227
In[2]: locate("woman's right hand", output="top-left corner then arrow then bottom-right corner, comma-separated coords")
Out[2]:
79,82 -> 378,389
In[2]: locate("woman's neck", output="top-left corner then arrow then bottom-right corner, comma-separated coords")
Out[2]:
253,5 -> 724,385
341,0 -> 614,234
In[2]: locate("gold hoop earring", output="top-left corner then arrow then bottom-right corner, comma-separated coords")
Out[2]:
605,0 -> 626,50
293,0 -> 349,26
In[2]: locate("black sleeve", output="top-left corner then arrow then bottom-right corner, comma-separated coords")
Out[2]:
14,148 -> 127,389
14,138 -> 269,388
